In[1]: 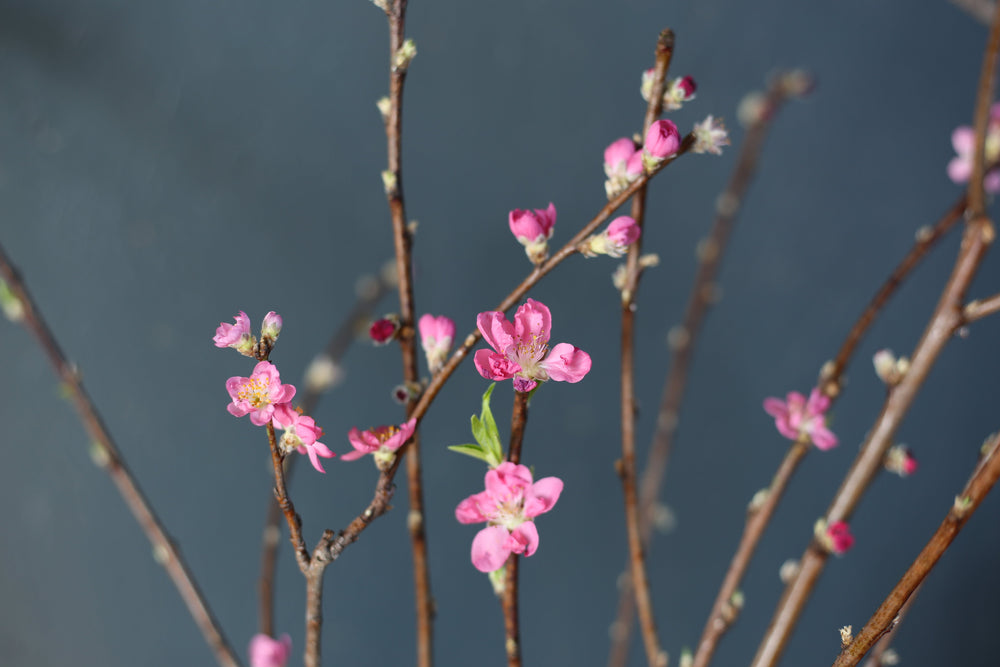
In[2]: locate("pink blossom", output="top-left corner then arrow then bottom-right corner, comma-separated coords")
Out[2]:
419,314 -> 456,373
455,462 -> 563,572
663,75 -> 697,111
691,116 -> 729,156
947,103 -> 1000,193
214,311 -> 253,353
603,138 -> 643,198
643,119 -> 681,162
369,316 -> 399,345
509,203 -> 557,263
343,418 -> 417,469
583,216 -> 641,258
249,633 -> 292,667
824,521 -> 854,555
272,404 -> 335,473
763,388 -> 837,450
474,298 -> 592,393
226,362 -> 296,426
262,311 -> 282,341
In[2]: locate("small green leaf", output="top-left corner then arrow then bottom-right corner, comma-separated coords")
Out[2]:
478,384 -> 504,463
470,414 -> 487,448
448,443 -> 492,464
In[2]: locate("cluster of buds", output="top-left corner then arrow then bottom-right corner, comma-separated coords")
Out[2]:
581,216 -> 641,258
641,71 -> 697,111
873,349 -> 910,386
509,203 -> 557,264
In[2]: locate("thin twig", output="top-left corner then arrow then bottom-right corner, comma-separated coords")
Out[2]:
266,422 -> 310,573
750,15 -> 1000,658
502,390 -> 530,667
833,435 -> 1000,667
962,290 -> 1000,321
0,242 -> 242,667
379,0 -> 435,663
258,269 -> 390,636
616,28 -> 673,667
609,70 -> 810,667
859,582 -> 922,667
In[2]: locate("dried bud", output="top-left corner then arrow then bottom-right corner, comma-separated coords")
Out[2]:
839,625 -> 853,649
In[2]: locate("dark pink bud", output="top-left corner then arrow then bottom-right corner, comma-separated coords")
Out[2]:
369,317 -> 399,345
643,119 -> 681,159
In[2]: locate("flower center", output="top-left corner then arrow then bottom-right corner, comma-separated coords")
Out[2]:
237,377 -> 271,408
373,425 -> 399,444
509,331 -> 549,380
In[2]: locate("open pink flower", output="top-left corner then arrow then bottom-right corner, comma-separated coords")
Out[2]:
249,633 -> 291,667
474,298 -> 591,393
343,418 -> 417,469
419,314 -> 455,374
214,311 -> 254,354
226,361 -> 296,426
692,116 -> 729,155
763,387 -> 837,450
272,404 -> 335,473
509,203 -> 557,263
455,462 -> 563,573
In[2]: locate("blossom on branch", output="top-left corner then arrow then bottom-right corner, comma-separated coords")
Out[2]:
815,519 -> 854,555
213,311 -> 255,356
509,203 -> 557,264
343,418 -> 417,470
272,404 -> 335,473
455,462 -> 563,573
640,70 -> 697,111
226,361 -> 296,426
474,298 -> 591,393
691,116 -> 729,155
369,316 -> 399,345
603,137 -> 643,199
419,314 -> 455,374
249,633 -> 291,667
762,387 -> 837,450
947,102 -> 1000,193
582,216 -> 641,258
642,119 -> 681,170
884,444 -> 918,478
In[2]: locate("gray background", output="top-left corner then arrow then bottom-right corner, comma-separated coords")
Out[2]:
2,1 -> 1000,666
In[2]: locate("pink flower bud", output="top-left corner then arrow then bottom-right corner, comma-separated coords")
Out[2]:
509,203 -> 557,263
825,521 -> 854,555
369,316 -> 399,345
643,119 -> 681,161
676,75 -> 697,98
604,138 -> 638,176
885,445 -> 918,477
262,311 -> 282,342
249,633 -> 292,667
419,314 -> 455,373
213,311 -> 255,355
606,216 -> 640,248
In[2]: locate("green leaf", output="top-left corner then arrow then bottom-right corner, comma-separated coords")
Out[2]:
478,384 -> 504,463
448,443 -> 492,464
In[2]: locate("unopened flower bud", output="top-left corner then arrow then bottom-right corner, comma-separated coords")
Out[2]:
642,119 -> 681,168
369,315 -> 400,345
873,349 -> 909,386
603,138 -> 643,199
663,75 -> 697,110
884,444 -> 918,477
840,625 -> 853,649
376,96 -> 391,121
393,39 -> 417,70
583,216 -> 641,258
261,311 -> 282,344
382,170 -> 398,196
737,91 -> 768,127
0,279 -> 24,322
815,518 -> 854,555
509,203 -> 556,264
304,355 -> 343,393
418,314 -> 455,374
213,311 -> 256,357
779,558 -> 799,583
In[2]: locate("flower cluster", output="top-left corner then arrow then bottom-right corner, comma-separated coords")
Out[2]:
948,102 -> 1000,193
474,298 -> 591,393
455,462 -> 563,572
763,387 -> 837,450
216,312 -> 334,473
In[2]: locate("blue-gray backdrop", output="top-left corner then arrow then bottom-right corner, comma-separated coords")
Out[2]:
3,1 -> 1000,666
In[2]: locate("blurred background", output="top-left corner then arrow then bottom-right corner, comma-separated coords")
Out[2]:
2,0 -> 1000,665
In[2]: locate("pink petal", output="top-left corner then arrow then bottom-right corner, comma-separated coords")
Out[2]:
271,404 -> 296,430
806,388 -> 830,415
509,521 -> 539,557
513,377 -> 538,393
948,156 -> 972,184
952,126 -> 975,155
523,476 -> 563,518
810,426 -> 838,451
346,427 -> 372,453
471,525 -> 513,572
250,407 -> 274,427
477,311 -> 514,354
339,449 -> 367,461
542,343 -> 591,383
474,349 -> 518,381
305,446 -> 326,473
455,491 -> 492,524
227,402 -> 250,418
762,398 -> 788,419
514,299 -> 552,344
773,419 -> 799,441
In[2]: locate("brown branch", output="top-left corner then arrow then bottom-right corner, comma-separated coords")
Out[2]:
502,390 -> 530,667
379,0 -> 434,663
258,268 -> 391,636
859,582 -> 922,667
304,561 -> 328,667
833,435 -> 1000,667
266,422 -> 310,573
962,290 -> 1000,322
0,241 -> 242,667
609,70 -> 811,667
615,28 -> 673,667
969,0 -> 1000,218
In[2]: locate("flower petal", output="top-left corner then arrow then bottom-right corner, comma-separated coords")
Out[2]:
474,349 -> 518,381
477,311 -> 514,354
523,476 -> 563,518
471,525 -> 513,572
542,343 -> 591,383
514,299 -> 552,344
455,490 -> 492,524
509,521 -> 539,557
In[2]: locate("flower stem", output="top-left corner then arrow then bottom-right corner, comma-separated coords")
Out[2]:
266,422 -> 311,573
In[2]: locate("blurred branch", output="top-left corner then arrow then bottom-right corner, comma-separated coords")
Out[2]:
0,241 -> 242,667
951,0 -> 995,26
833,435 -> 1000,667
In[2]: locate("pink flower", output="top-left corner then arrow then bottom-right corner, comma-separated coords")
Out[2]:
369,316 -> 399,345
419,314 -> 456,374
474,298 -> 592,393
509,203 -> 557,263
884,444 -> 918,478
262,311 -> 282,341
249,633 -> 292,667
818,520 -> 854,555
272,404 -> 335,473
692,116 -> 729,156
642,119 -> 681,167
663,75 -> 697,110
583,216 -> 641,258
763,388 -> 837,450
214,311 -> 254,354
603,138 -> 644,198
343,418 -> 417,469
226,361 -> 297,426
455,462 -> 563,572
948,103 -> 1000,193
